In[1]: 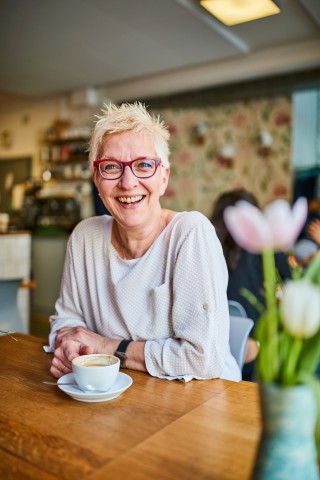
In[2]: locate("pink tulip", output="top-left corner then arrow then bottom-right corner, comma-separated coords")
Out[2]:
223,197 -> 307,253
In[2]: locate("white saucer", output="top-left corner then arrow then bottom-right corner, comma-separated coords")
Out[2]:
58,372 -> 133,403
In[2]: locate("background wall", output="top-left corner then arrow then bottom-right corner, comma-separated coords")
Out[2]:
0,92 -> 292,216
159,95 -> 291,215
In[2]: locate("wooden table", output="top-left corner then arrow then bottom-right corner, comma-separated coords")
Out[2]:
0,334 -> 261,480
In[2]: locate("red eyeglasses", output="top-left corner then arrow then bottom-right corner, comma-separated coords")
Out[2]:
93,157 -> 162,180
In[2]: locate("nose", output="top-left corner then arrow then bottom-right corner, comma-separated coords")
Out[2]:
118,164 -> 139,188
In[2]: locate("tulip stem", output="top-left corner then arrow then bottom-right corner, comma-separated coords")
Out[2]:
262,249 -> 277,324
262,248 -> 278,378
304,251 -> 320,285
283,337 -> 303,385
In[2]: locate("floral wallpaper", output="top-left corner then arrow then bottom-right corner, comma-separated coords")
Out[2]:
157,95 -> 292,217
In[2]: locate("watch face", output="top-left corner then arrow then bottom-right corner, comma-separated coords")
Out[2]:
115,340 -> 131,368
115,351 -> 126,360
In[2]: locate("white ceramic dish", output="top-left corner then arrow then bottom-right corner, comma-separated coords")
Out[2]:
57,372 -> 133,403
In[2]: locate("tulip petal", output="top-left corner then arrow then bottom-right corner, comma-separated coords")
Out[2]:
263,198 -> 308,251
224,201 -> 272,253
291,197 -> 308,242
224,197 -> 308,254
264,200 -> 293,250
280,280 -> 320,338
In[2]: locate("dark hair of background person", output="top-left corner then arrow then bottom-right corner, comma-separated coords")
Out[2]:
210,189 -> 259,272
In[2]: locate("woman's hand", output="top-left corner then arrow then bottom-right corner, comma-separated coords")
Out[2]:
244,337 -> 260,364
50,326 -> 120,378
307,219 -> 320,246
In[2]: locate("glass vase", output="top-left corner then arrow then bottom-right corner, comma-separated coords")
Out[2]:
251,383 -> 319,480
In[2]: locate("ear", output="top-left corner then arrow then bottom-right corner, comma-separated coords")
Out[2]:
160,167 -> 170,196
92,169 -> 100,190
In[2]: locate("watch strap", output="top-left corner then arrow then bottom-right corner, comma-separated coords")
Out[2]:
115,339 -> 132,368
117,339 -> 132,353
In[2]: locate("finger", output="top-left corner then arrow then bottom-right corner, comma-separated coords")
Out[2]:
79,344 -> 94,356
55,326 -> 88,348
53,346 -> 73,369
52,352 -> 69,370
57,340 -> 85,367
55,327 -> 75,347
50,356 -> 70,378
50,363 -> 69,378
50,365 -> 62,378
61,363 -> 69,374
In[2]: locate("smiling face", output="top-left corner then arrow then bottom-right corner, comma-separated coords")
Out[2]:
94,130 -> 170,231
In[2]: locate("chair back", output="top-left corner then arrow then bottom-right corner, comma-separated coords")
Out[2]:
228,300 -> 247,318
0,278 -> 25,334
229,315 -> 254,369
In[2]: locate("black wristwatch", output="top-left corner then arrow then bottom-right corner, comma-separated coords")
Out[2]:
115,339 -> 132,368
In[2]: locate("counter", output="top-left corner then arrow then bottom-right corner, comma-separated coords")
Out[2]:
31,233 -> 69,327
0,231 -> 32,332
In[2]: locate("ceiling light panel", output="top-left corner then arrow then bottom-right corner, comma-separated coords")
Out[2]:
200,0 -> 281,26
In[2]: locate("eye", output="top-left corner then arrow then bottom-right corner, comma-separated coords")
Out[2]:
134,159 -> 154,170
101,161 -> 122,173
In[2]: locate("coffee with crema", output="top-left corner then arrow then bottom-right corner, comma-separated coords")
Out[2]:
82,362 -> 107,367
74,355 -> 118,367
72,354 -> 120,391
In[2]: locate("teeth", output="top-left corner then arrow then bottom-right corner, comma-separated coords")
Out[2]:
118,196 -> 143,204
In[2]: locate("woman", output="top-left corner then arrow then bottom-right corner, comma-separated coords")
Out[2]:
210,189 -> 291,380
49,102 -> 240,382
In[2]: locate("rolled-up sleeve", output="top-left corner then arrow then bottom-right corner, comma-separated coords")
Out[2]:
144,214 -> 239,382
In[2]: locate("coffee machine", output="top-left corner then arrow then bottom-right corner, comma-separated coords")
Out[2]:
35,195 -> 81,230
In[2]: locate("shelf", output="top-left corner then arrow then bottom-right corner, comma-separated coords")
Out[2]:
43,136 -> 90,145
42,157 -> 89,165
40,129 -> 91,184
43,177 -> 91,183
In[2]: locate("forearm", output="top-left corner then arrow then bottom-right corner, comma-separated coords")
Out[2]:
122,341 -> 147,372
144,334 -> 226,381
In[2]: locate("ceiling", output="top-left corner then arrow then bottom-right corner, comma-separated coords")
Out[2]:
1,0 -> 320,113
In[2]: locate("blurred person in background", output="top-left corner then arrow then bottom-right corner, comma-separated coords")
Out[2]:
307,218 -> 320,245
293,198 -> 320,267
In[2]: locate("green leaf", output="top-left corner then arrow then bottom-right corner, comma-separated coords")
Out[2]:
275,267 -> 285,288
255,312 -> 276,382
304,251 -> 320,285
282,337 -> 303,386
240,287 -> 264,314
269,331 -> 280,380
278,330 -> 293,383
298,328 -> 320,375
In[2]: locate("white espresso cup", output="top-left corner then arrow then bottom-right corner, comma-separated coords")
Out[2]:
72,354 -> 120,392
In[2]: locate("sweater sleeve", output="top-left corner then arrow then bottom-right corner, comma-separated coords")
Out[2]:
48,229 -> 88,350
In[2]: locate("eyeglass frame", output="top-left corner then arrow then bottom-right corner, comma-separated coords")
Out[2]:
93,157 -> 162,180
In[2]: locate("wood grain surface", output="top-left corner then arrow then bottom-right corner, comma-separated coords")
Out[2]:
0,333 -> 260,480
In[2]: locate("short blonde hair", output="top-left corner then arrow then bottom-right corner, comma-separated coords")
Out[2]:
89,102 -> 170,168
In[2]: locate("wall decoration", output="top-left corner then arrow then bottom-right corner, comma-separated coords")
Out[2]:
157,95 -> 292,217
0,130 -> 13,149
